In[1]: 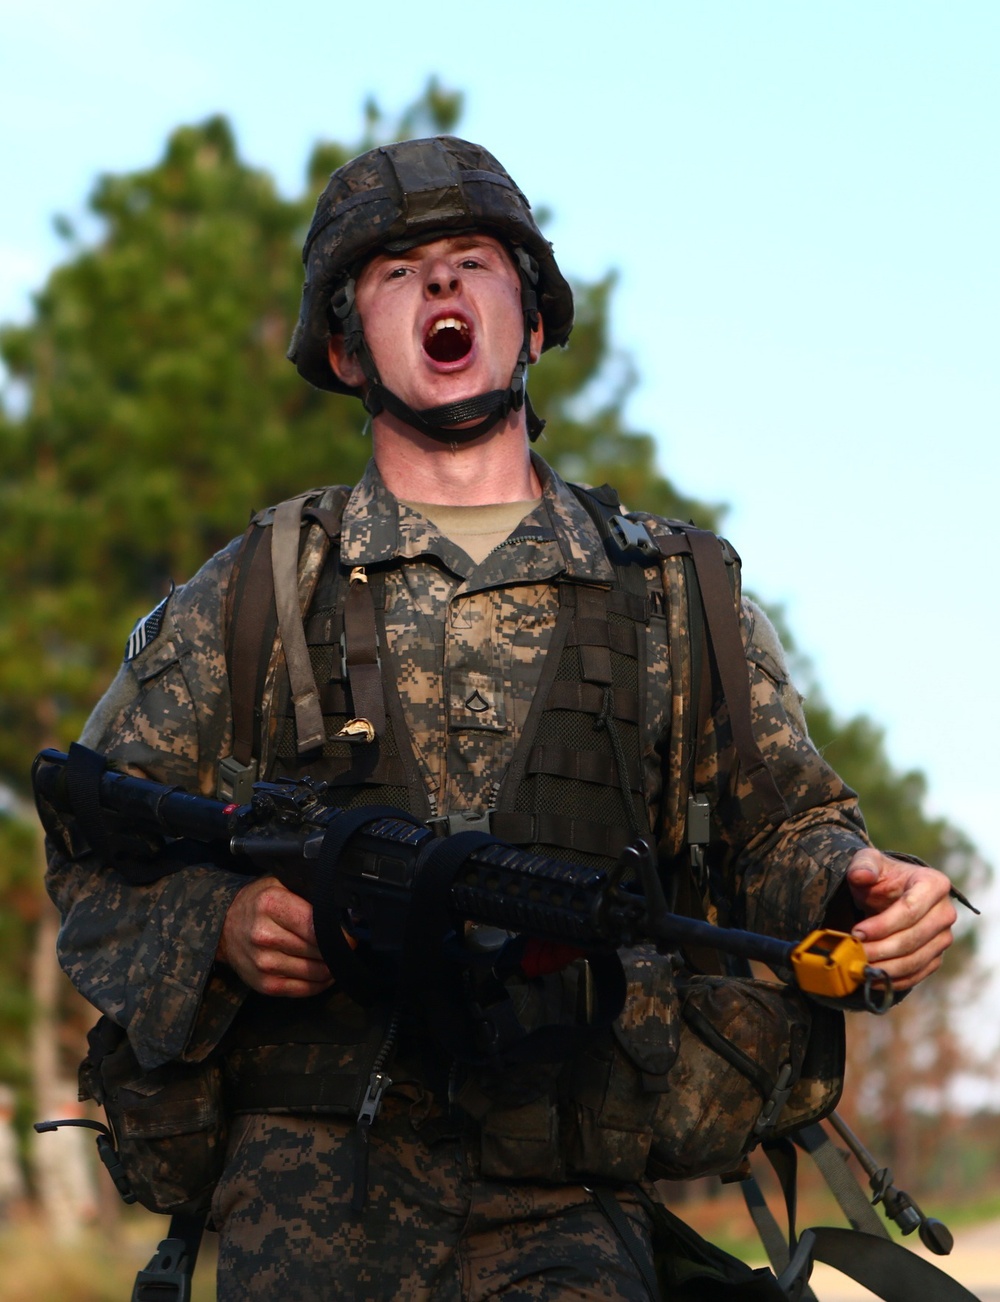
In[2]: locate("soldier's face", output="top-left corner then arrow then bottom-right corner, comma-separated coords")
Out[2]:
328,233 -> 542,414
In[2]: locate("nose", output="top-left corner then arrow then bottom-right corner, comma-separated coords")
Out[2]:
424,258 -> 460,298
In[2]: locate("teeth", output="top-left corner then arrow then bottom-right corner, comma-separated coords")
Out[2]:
429,317 -> 469,336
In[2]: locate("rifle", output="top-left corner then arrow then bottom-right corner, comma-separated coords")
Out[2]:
34,742 -> 892,1016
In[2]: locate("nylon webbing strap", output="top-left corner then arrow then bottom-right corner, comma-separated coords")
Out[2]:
806,1227 -> 982,1301
489,811 -> 631,859
342,570 -> 387,738
272,497 -> 325,753
682,529 -> 788,826
65,742 -> 112,861
590,1187 -> 662,1301
740,1175 -> 808,1290
311,806 -> 413,1004
795,1122 -> 888,1238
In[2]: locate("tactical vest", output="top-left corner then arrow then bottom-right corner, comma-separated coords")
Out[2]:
221,482 -> 786,875
213,483 -> 826,1161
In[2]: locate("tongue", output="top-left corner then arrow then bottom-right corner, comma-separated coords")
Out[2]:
425,326 -> 471,363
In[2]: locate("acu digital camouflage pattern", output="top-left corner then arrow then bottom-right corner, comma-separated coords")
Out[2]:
212,1096 -> 658,1302
44,452 -> 871,1293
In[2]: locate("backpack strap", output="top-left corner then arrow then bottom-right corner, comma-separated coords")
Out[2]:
595,498 -> 789,829
679,527 -> 787,826
222,489 -> 347,796
741,1119 -> 978,1302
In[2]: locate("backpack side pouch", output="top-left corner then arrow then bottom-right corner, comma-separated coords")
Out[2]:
647,974 -> 813,1180
80,1015 -> 226,1216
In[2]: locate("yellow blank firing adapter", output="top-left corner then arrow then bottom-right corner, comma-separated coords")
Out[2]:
790,929 -> 890,1008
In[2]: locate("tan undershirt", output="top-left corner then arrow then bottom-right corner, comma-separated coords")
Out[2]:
401,498 -> 541,565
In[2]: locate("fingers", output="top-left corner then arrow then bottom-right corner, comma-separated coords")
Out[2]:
846,851 -> 957,991
855,905 -> 956,990
218,877 -> 334,998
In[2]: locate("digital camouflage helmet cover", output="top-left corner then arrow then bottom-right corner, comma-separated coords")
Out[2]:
289,136 -> 574,442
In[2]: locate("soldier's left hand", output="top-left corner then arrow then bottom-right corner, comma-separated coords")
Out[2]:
846,849 -> 957,991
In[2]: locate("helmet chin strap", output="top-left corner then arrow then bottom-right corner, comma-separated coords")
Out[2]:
328,247 -> 546,446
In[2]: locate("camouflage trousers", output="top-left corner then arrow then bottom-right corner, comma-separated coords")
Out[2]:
211,1093 -> 658,1301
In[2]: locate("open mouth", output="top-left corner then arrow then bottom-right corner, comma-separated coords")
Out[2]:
423,316 -> 473,364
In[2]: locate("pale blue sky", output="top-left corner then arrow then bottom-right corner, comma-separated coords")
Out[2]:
3,1 -> 999,1079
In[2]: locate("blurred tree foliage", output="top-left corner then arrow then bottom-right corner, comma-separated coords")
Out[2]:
0,82 -> 990,1184
0,80 -> 705,789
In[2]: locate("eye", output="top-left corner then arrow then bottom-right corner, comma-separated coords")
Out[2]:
386,265 -> 410,280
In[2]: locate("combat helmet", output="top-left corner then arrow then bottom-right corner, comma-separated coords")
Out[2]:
289,136 -> 574,443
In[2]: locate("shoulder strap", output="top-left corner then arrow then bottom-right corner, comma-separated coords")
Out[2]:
224,490 -> 348,778
569,484 -> 788,828
567,481 -> 649,602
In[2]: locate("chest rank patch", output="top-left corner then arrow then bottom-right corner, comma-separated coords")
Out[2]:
124,589 -> 172,663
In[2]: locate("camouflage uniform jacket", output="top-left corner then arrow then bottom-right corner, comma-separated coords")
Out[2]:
46,454 -> 869,1074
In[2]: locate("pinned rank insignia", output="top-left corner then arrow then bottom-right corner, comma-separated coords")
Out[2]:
124,588 -> 173,662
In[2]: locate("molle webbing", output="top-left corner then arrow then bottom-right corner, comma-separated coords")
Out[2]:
495,580 -> 651,872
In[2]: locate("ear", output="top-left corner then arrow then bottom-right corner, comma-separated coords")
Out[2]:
327,334 -> 366,389
528,312 -> 545,364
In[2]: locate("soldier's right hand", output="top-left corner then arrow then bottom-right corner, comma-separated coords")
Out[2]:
216,876 -> 335,997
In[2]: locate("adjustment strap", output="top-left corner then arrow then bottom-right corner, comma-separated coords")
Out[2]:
366,382 -> 509,444
272,497 -> 325,753
341,568 -> 386,739
795,1123 -> 888,1237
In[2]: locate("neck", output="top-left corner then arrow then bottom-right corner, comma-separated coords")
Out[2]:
372,409 -> 541,505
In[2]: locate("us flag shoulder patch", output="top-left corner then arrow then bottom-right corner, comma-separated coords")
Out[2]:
124,588 -> 173,663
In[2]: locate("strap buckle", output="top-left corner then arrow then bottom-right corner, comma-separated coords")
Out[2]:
217,755 -> 257,804
607,513 -> 660,563
426,810 -> 495,838
754,1061 -> 795,1137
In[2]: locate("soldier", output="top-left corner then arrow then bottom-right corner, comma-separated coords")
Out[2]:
46,138 -> 957,1300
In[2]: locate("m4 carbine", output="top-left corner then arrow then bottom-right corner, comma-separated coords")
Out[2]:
33,742 -> 892,1013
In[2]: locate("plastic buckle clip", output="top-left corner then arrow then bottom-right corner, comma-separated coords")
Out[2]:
608,514 -> 660,563
754,1061 -> 794,1137
131,1238 -> 195,1302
